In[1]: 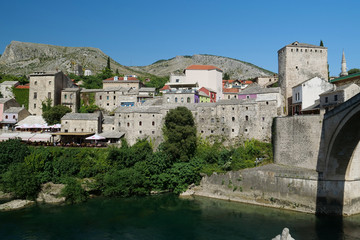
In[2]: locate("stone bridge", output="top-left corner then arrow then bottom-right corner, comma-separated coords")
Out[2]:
316,93 -> 360,215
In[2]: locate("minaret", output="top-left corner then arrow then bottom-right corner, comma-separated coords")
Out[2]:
340,50 -> 348,77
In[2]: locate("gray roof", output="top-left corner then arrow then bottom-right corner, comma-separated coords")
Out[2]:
99,131 -> 125,139
139,87 -> 156,92
239,83 -> 280,94
285,41 -> 326,49
16,116 -> 46,125
103,116 -> 115,124
0,81 -> 19,85
0,98 -> 16,104
4,107 -> 25,113
62,113 -> 100,120
80,89 -> 104,93
319,83 -> 358,96
62,87 -> 80,92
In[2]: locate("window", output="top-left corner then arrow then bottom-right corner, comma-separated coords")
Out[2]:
5,115 -> 8,119
139,121 -> 142,126
211,130 -> 214,133
181,97 -> 184,103
114,96 -> 116,100
221,117 -> 225,123
245,115 -> 249,121
74,128 -> 76,132
81,129 -> 84,132
187,97 -> 191,103
201,130 -> 204,133
48,92 -> 51,99
325,97 -> 328,103
107,96 -> 109,100
232,129 -> 234,132
65,94 -> 67,99
118,122 -> 121,127
228,96 -> 230,99
245,129 -> 248,132
176,79 -> 179,83
34,103 -> 36,109
175,97 -> 178,103
334,95 -> 338,101
246,95 -> 250,99
246,107 -> 248,110
211,118 -> 215,123
232,117 -> 235,122
262,117 -> 265,121
34,81 -> 37,85
152,121 -> 155,126
152,131 -> 155,134
139,131 -> 142,134
100,95 -> 102,100
127,123 -> 130,127
12,115 -> 15,119
232,107 -> 235,111
167,97 -> 170,102
107,103 -> 109,106
49,81 -> 52,85
266,101 -> 269,105
34,92 -> 37,99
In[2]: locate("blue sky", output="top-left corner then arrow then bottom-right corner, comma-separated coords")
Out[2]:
0,0 -> 359,76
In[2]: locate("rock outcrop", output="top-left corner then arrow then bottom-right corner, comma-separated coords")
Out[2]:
272,228 -> 295,240
0,200 -> 35,211
36,182 -> 66,204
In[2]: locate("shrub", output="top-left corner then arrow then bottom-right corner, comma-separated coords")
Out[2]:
0,139 -> 30,175
1,162 -> 40,200
61,178 -> 88,204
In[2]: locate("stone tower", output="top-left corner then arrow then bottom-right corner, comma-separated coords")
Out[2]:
340,50 -> 348,77
28,71 -> 73,116
278,41 -> 328,115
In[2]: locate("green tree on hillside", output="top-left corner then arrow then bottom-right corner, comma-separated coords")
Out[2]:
162,107 -> 197,162
107,57 -> 111,70
223,73 -> 230,80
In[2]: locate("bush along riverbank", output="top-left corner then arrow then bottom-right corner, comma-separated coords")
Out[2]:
0,107 -> 273,205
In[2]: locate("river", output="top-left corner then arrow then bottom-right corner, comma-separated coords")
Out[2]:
1,194 -> 360,239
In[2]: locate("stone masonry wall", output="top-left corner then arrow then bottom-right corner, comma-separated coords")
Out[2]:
274,115 -> 323,170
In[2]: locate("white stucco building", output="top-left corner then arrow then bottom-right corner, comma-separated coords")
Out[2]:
169,65 -> 223,101
292,77 -> 333,114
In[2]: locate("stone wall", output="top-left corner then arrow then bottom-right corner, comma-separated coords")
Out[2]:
189,164 -> 319,214
273,115 -> 323,170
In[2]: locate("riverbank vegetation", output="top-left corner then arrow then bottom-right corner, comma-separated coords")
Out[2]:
0,107 -> 273,204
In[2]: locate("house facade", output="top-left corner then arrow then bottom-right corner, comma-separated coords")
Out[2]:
0,81 -> 19,98
320,83 -> 360,112
292,77 -> 333,115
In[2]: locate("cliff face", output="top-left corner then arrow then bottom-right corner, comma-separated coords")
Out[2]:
0,41 -> 128,75
0,41 -> 274,79
128,54 -> 274,79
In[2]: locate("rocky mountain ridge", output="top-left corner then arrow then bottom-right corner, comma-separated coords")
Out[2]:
0,41 -> 274,79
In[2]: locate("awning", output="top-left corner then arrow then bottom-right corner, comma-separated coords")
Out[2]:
85,134 -> 106,140
0,133 -> 20,141
29,133 -> 52,142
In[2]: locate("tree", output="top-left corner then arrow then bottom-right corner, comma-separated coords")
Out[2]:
348,68 -> 360,75
223,73 -> 230,80
320,40 -> 324,47
0,139 -> 30,174
42,104 -> 71,125
163,107 -> 197,162
106,57 -> 111,70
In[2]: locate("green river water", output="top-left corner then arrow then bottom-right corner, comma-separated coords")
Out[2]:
1,194 -> 360,240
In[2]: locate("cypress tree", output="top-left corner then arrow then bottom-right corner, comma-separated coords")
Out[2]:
320,40 -> 324,47
107,57 -> 111,70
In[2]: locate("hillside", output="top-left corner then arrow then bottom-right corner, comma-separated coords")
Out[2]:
128,54 -> 274,79
0,41 -> 133,76
0,41 -> 274,79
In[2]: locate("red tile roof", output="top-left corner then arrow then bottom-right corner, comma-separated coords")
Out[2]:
185,65 -> 222,71
160,85 -> 170,91
242,80 -> 253,85
15,84 -> 29,89
223,88 -> 239,93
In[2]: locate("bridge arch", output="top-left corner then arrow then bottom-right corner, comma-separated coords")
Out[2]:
324,103 -> 360,180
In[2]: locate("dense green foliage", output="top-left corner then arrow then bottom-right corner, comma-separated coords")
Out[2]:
12,88 -> 29,109
223,73 -> 230,80
0,125 -> 273,202
163,107 -> 197,162
61,178 -> 89,204
0,73 -> 29,85
348,68 -> 360,75
42,99 -> 71,124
